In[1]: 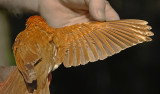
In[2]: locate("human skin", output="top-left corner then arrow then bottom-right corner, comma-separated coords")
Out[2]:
0,66 -> 16,83
0,0 -> 120,28
39,0 -> 120,27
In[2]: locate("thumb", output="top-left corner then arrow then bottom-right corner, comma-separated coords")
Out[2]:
88,0 -> 106,21
105,1 -> 120,21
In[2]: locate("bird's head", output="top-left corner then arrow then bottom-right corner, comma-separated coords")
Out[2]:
25,15 -> 46,29
26,15 -> 45,24
25,15 -> 55,34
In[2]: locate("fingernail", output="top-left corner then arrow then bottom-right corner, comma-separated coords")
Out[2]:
97,10 -> 106,21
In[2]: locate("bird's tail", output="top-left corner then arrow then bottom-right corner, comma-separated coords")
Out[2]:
0,67 -> 50,94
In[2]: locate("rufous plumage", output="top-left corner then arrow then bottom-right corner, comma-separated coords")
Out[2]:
0,15 -> 153,94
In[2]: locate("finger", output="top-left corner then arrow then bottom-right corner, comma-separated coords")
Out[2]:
88,0 -> 106,21
105,1 -> 120,21
0,66 -> 16,83
60,0 -> 88,10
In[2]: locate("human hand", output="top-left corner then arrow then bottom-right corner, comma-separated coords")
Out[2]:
39,0 -> 120,28
0,66 -> 16,83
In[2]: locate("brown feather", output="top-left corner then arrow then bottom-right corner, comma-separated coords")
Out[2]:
83,35 -> 97,61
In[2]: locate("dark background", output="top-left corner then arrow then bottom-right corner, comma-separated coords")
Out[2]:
6,0 -> 160,94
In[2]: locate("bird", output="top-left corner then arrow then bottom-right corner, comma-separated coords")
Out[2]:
0,15 -> 153,94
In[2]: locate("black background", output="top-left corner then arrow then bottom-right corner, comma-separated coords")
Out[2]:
7,0 -> 160,94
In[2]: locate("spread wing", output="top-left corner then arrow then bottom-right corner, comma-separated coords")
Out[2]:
53,19 -> 153,67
